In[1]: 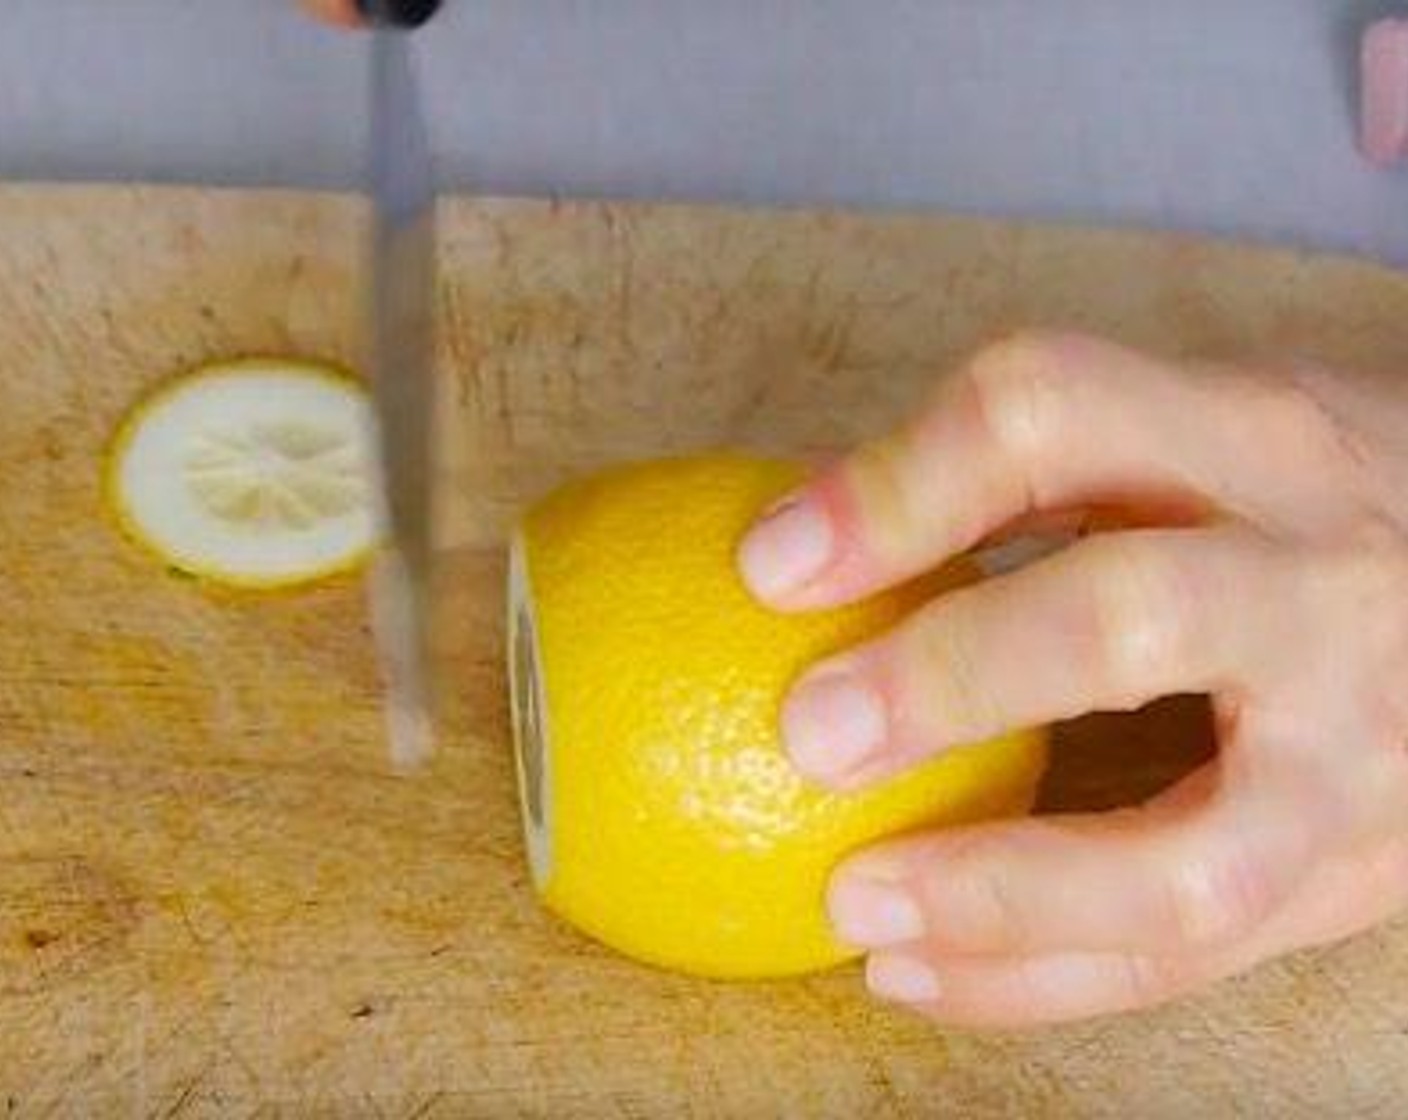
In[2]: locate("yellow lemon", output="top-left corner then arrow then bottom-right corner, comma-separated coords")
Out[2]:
106,358 -> 378,590
508,454 -> 1046,979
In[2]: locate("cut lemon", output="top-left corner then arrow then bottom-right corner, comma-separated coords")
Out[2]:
508,454 -> 1048,979
107,358 -> 378,589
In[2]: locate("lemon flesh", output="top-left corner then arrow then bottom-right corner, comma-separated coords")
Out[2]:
107,358 -> 378,589
509,454 -> 1047,980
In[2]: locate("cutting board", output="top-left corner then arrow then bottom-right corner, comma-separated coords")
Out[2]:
1,185 -> 1406,1117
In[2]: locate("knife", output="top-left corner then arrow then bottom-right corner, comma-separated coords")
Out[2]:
364,0 -> 440,770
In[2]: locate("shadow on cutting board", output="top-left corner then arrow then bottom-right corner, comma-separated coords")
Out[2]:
1038,694 -> 1216,813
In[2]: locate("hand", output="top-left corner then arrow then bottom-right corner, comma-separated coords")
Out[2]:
300,1 -> 440,28
301,0 -> 361,26
738,331 -> 1408,1027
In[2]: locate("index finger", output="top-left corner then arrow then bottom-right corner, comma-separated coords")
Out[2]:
737,332 -> 1309,612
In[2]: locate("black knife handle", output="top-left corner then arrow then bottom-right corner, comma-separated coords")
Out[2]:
356,0 -> 441,28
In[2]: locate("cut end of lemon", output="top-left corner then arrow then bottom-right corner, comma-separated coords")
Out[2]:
106,358 -> 379,589
508,537 -> 554,888
508,454 -> 1048,980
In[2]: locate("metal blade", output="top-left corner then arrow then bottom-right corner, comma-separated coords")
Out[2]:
367,29 -> 436,771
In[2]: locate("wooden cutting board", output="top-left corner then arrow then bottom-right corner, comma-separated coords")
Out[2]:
1,185 -> 1405,1117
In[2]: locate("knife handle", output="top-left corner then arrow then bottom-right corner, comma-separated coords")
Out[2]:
355,0 -> 441,28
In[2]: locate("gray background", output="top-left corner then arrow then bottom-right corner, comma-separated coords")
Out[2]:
4,1 -> 1407,264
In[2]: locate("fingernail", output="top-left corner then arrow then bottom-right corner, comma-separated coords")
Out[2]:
867,953 -> 942,1004
782,669 -> 888,783
737,496 -> 834,601
828,869 -> 925,947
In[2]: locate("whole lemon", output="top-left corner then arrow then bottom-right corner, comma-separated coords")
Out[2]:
508,454 -> 1046,979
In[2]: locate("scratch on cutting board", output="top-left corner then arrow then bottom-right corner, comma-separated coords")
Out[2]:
128,988 -> 152,1118
398,1093 -> 445,1120
603,205 -> 641,362
161,1074 -> 204,1119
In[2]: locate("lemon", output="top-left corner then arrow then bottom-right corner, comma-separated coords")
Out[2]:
106,358 -> 378,589
508,454 -> 1047,979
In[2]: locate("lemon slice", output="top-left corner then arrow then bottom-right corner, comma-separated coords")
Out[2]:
107,358 -> 378,589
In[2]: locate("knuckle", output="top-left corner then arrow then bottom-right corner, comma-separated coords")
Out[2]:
1310,521 -> 1408,618
964,331 -> 1076,467
843,432 -> 926,564
1005,955 -> 1057,1013
1352,745 -> 1408,841
1302,524 -> 1408,734
905,600 -> 1005,743
1083,536 -> 1193,699
1115,952 -> 1180,1009
1388,748 -> 1408,808
1391,843 -> 1408,907
1301,756 -> 1382,848
1164,845 -> 1277,946
924,828 -> 1032,950
1232,374 -> 1341,460
965,859 -> 1030,950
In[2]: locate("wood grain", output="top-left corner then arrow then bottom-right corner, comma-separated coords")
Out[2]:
0,185 -> 1405,1116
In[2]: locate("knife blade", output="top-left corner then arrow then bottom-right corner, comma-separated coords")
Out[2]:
366,25 -> 437,771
